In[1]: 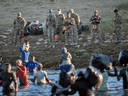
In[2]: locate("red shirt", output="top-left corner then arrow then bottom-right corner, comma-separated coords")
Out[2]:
16,65 -> 29,86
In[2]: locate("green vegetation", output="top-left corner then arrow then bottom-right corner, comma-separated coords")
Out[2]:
94,48 -> 102,54
82,52 -> 90,58
49,0 -> 55,2
116,1 -> 128,10
86,17 -> 128,34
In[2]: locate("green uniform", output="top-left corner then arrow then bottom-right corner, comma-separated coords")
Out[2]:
46,13 -> 56,48
115,14 -> 122,42
119,67 -> 128,89
71,13 -> 80,44
63,18 -> 74,46
14,16 -> 26,45
56,13 -> 65,41
90,15 -> 102,44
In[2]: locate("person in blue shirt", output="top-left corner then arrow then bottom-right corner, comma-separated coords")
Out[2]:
24,56 -> 39,74
19,46 -> 30,64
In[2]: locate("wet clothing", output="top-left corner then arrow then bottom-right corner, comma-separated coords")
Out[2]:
46,13 -> 56,47
119,67 -> 128,89
63,18 -> 74,46
19,47 -> 30,62
90,15 -> 102,44
61,52 -> 72,65
16,65 -> 29,87
115,13 -> 122,42
58,65 -> 71,72
58,64 -> 76,77
34,70 -> 47,84
98,71 -> 108,91
0,72 -> 18,95
22,43 -> 30,50
0,67 -> 5,86
62,78 -> 93,96
51,71 -> 71,96
24,61 -> 39,73
14,16 -> 26,45
0,67 -> 5,73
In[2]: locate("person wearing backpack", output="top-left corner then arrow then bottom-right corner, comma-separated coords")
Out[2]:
61,71 -> 95,96
117,64 -> 128,89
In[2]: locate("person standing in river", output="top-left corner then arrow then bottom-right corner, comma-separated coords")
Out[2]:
16,59 -> 29,89
31,63 -> 52,85
19,45 -> 30,64
24,56 -> 39,74
117,63 -> 128,89
0,63 -> 18,96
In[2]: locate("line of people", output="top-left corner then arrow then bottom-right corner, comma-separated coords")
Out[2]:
13,8 -> 122,49
51,47 -> 128,96
0,47 -> 128,95
0,39 -> 52,95
46,8 -> 80,48
13,8 -> 80,48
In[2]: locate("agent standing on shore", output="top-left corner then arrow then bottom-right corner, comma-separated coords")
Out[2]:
113,9 -> 122,44
13,13 -> 26,46
90,10 -> 102,44
46,9 -> 56,48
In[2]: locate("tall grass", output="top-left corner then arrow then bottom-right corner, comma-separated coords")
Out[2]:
86,18 -> 128,33
116,1 -> 128,10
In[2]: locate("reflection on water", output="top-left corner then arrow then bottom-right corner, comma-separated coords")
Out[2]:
0,68 -> 127,96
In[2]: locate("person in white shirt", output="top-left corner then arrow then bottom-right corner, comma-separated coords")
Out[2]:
22,40 -> 29,51
31,63 -> 51,85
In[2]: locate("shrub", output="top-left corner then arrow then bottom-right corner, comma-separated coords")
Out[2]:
82,52 -> 90,58
94,48 -> 102,54
116,1 -> 128,10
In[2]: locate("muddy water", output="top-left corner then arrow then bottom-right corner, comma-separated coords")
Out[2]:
0,68 -> 127,96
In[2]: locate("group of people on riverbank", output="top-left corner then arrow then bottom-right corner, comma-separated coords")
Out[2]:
13,7 -> 122,48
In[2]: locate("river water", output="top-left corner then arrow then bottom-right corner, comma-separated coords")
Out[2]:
0,67 -> 127,96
